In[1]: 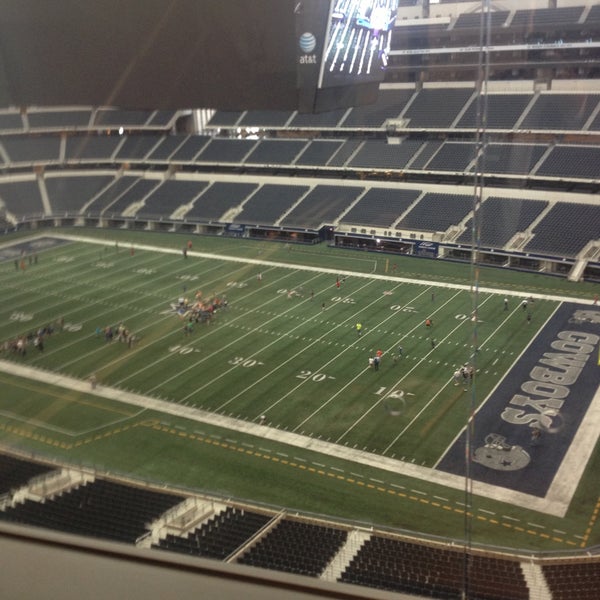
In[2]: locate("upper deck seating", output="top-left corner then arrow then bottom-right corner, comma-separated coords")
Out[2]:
510,6 -> 585,28
456,196 -> 548,248
524,202 -> 600,257
456,94 -> 533,130
287,108 -> 347,129
183,182 -> 259,222
294,140 -> 344,166
483,143 -> 548,175
45,175 -> 115,215
93,109 -> 156,128
238,110 -> 294,128
535,145 -> 600,179
424,142 -> 476,172
402,88 -> 474,128
327,140 -> 364,167
26,109 -> 93,130
207,111 -> 244,128
196,138 -> 257,164
396,192 -> 473,232
243,139 -> 307,165
453,11 -> 510,29
0,179 -> 45,218
348,139 -> 424,169
168,135 -> 211,162
279,185 -> 364,230
146,135 -> 189,161
64,135 -> 122,162
408,140 -> 443,169
340,89 -> 414,128
146,111 -> 178,127
233,184 -> 310,225
520,93 -> 600,131
113,135 -> 164,161
340,188 -> 421,228
1,135 -> 61,164
0,111 -> 24,132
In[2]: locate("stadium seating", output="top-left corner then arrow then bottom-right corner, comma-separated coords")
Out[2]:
0,454 -> 56,496
525,202 -> 600,257
183,182 -> 259,222
237,519 -> 348,577
0,477 -> 185,544
1,3 -> 600,595
153,506 -> 272,560
340,188 -> 421,228
44,175 -> 116,216
279,185 -> 365,230
233,184 -> 310,225
396,192 -> 473,233
456,196 -> 548,248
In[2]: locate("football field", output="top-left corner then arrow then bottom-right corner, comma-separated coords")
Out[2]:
1,231 -> 599,552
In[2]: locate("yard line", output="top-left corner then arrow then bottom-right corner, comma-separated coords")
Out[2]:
0,244 -> 122,320
284,286 -> 440,430
2,246 -> 171,340
114,269 -> 320,388
46,255 -> 247,367
61,263 -> 290,376
376,296 -> 496,454
211,277 -> 389,412
142,271 -> 329,395
294,289 -> 466,438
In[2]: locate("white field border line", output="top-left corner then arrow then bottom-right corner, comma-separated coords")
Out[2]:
296,287 -> 462,437
49,233 -> 597,305
432,302 -> 586,518
214,278 -> 409,414
44,254 -> 262,369
0,408 -> 146,438
0,243 -> 108,309
0,357 -> 573,517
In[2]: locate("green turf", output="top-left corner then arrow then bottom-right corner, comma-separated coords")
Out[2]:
0,229 -> 598,553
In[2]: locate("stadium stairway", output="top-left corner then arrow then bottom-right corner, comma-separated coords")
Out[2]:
520,560 -> 552,600
320,529 -> 371,582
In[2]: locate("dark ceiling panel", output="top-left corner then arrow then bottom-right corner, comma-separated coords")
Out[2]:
0,0 -> 299,110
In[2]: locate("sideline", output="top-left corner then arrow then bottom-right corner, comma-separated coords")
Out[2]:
0,359 -> 579,517
49,233 -> 597,305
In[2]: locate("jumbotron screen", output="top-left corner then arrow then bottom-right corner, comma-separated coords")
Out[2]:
295,0 -> 398,112
319,0 -> 399,88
